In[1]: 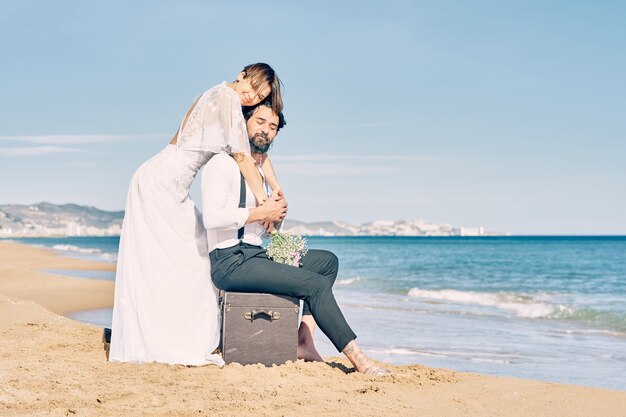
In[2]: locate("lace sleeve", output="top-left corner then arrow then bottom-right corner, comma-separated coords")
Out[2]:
216,87 -> 251,155
176,83 -> 250,156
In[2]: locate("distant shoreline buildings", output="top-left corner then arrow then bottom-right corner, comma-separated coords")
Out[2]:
282,219 -> 500,237
0,222 -> 122,238
0,202 -> 504,238
0,203 -> 123,238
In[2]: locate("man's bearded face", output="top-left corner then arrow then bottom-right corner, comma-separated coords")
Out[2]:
249,131 -> 273,154
246,106 -> 279,154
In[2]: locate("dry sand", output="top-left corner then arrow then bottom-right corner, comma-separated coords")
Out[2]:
1,241 -> 625,417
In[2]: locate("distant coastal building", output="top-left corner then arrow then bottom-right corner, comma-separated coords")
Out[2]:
0,203 -> 124,238
281,219 -> 504,237
0,202 -> 505,237
0,226 -> 13,236
459,226 -> 485,236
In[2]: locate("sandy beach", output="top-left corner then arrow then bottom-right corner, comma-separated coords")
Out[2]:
0,241 -> 115,315
0,241 -> 625,417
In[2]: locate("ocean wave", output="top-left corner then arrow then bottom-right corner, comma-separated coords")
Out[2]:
336,277 -> 361,286
561,328 -> 626,338
558,309 -> 626,334
365,347 -> 520,363
407,288 -> 573,319
401,287 -> 626,336
50,244 -> 117,263
52,244 -> 103,255
98,252 -> 117,261
366,347 -> 448,358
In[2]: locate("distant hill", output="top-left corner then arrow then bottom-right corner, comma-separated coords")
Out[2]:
0,202 -> 503,237
282,219 -> 502,237
0,202 -> 123,237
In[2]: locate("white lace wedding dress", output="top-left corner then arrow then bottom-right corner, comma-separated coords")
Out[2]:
109,83 -> 249,366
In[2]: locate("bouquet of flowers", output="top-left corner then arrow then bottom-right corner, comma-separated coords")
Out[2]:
266,230 -> 308,267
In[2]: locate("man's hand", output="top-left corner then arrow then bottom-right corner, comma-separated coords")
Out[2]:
250,194 -> 287,226
262,221 -> 275,233
262,195 -> 288,223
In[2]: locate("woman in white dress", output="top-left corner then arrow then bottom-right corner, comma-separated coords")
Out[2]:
109,63 -> 283,366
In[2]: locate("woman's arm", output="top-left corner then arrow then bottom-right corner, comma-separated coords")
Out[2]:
234,153 -> 268,203
261,155 -> 282,196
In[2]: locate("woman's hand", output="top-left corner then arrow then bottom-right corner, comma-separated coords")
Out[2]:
271,188 -> 287,208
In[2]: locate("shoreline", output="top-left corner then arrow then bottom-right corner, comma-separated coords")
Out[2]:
0,240 -> 625,416
0,241 -> 115,315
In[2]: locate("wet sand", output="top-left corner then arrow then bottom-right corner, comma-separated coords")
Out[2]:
0,241 -> 624,416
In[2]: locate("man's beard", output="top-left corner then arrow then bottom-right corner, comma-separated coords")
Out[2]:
249,132 -> 273,154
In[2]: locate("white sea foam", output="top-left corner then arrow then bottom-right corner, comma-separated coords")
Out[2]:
52,244 -> 103,255
366,347 -> 517,363
98,253 -> 116,261
336,277 -> 360,286
407,287 -> 573,319
49,244 -> 117,263
563,328 -> 626,338
366,348 -> 448,358
470,357 -> 511,364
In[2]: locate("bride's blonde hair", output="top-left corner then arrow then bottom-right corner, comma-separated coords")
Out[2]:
241,63 -> 283,114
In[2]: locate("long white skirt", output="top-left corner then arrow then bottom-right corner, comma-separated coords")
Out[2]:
110,146 -> 223,366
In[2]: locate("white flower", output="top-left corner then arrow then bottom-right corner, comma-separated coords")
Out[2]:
266,231 -> 308,267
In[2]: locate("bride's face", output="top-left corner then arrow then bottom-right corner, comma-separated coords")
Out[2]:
234,73 -> 271,106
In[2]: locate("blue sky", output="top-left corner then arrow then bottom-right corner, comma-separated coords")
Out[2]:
1,0 -> 624,234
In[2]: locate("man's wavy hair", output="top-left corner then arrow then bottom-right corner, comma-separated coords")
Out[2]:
243,102 -> 287,132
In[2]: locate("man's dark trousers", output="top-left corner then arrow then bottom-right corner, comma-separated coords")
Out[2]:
209,242 -> 357,352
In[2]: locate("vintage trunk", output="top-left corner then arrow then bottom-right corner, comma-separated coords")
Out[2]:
220,291 -> 299,366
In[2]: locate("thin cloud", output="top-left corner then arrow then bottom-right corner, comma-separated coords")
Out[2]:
298,121 -> 405,129
377,155 -> 447,162
0,146 -> 84,156
0,134 -> 166,144
271,154 -> 358,162
278,162 -> 400,176
337,121 -> 403,128
270,153 -> 449,176
271,154 -> 444,163
68,161 -> 95,167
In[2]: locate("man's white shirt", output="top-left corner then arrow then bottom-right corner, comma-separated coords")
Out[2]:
201,154 -> 267,251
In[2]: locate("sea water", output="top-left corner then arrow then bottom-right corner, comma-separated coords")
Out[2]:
6,236 -> 625,390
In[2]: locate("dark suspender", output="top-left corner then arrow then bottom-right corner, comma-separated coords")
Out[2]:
237,173 -> 245,240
